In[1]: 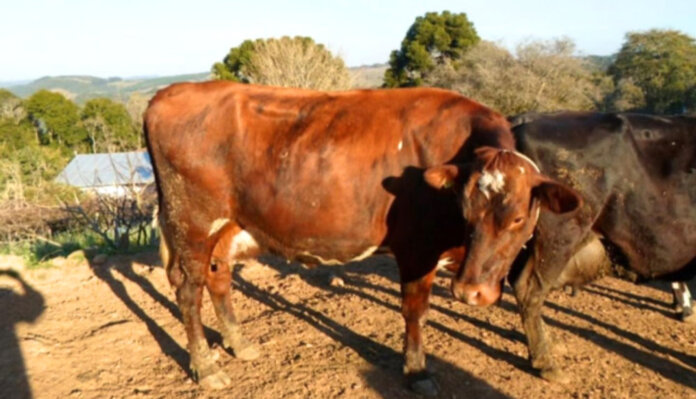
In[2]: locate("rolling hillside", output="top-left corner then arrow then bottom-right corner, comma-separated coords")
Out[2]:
3,73 -> 210,104
2,65 -> 388,104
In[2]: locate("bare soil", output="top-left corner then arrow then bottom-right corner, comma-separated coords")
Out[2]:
1,251 -> 695,398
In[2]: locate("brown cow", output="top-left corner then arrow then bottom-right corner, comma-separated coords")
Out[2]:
144,81 -> 519,394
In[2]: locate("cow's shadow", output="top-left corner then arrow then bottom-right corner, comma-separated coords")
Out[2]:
233,259 -> 512,398
268,255 -> 696,389
88,254 -> 193,378
0,269 -> 45,399
88,249 -> 696,394
88,252 -> 510,397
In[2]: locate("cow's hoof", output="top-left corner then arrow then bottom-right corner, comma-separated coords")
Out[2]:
682,311 -> 696,324
540,368 -> 570,384
234,344 -> 260,361
199,369 -> 232,390
409,377 -> 439,396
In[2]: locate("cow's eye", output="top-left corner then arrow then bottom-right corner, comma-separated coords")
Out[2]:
510,216 -> 525,228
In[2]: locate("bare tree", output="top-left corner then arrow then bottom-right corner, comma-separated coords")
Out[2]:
59,154 -> 156,250
245,37 -> 352,90
427,39 -> 606,115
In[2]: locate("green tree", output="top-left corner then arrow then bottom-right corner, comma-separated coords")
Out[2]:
212,39 -> 257,82
609,29 -> 696,114
384,11 -> 480,87
212,36 -> 350,90
81,98 -> 140,153
24,90 -> 88,151
0,118 -> 37,151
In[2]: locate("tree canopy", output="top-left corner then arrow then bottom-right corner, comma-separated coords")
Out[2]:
609,29 -> 696,114
212,36 -> 351,90
24,90 -> 88,151
384,11 -> 480,87
82,98 -> 140,153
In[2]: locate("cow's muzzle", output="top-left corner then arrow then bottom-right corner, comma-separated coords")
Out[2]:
451,281 -> 501,306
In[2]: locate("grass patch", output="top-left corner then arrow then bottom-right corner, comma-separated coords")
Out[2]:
1,229 -> 158,269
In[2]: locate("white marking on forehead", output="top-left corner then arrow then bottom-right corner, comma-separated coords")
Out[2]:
397,140 -> 403,151
436,258 -> 454,271
478,169 -> 506,199
518,166 -> 526,174
228,230 -> 259,258
208,218 -> 231,237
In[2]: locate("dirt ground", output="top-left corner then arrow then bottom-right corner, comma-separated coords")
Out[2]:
1,251 -> 695,399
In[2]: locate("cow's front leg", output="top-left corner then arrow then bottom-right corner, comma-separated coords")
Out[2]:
400,266 -> 438,396
511,255 -> 567,383
206,258 -> 259,360
176,256 -> 231,389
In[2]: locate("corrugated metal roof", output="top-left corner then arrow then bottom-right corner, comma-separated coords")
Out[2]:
55,151 -> 154,188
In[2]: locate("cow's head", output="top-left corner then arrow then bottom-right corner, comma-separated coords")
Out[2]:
424,146 -> 581,306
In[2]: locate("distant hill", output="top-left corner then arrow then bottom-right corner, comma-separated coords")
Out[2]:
350,64 -> 388,88
3,73 -> 210,104
1,65 -> 388,104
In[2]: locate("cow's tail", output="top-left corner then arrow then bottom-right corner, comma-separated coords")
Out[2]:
152,205 -> 172,271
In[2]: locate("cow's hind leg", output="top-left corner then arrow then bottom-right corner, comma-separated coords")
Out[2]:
399,264 -> 439,396
178,253 -> 232,389
161,228 -> 231,389
206,223 -> 259,360
672,282 -> 695,323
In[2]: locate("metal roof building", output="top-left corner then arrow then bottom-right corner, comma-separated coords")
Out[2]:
55,151 -> 154,196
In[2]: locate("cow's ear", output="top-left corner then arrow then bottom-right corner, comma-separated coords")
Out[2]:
532,176 -> 582,214
424,165 -> 459,190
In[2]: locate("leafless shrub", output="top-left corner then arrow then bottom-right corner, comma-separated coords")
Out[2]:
246,37 -> 352,90
0,201 -> 68,242
62,184 -> 156,250
427,38 -> 606,115
59,154 -> 157,250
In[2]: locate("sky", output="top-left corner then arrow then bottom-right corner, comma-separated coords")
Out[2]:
2,0 -> 695,82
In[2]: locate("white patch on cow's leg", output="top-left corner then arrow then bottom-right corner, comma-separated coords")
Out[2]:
681,283 -> 692,309
672,282 -> 686,308
478,169 -> 506,199
209,218 -> 231,237
228,230 -> 260,259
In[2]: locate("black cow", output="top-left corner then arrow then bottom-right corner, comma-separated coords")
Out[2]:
451,111 -> 696,382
